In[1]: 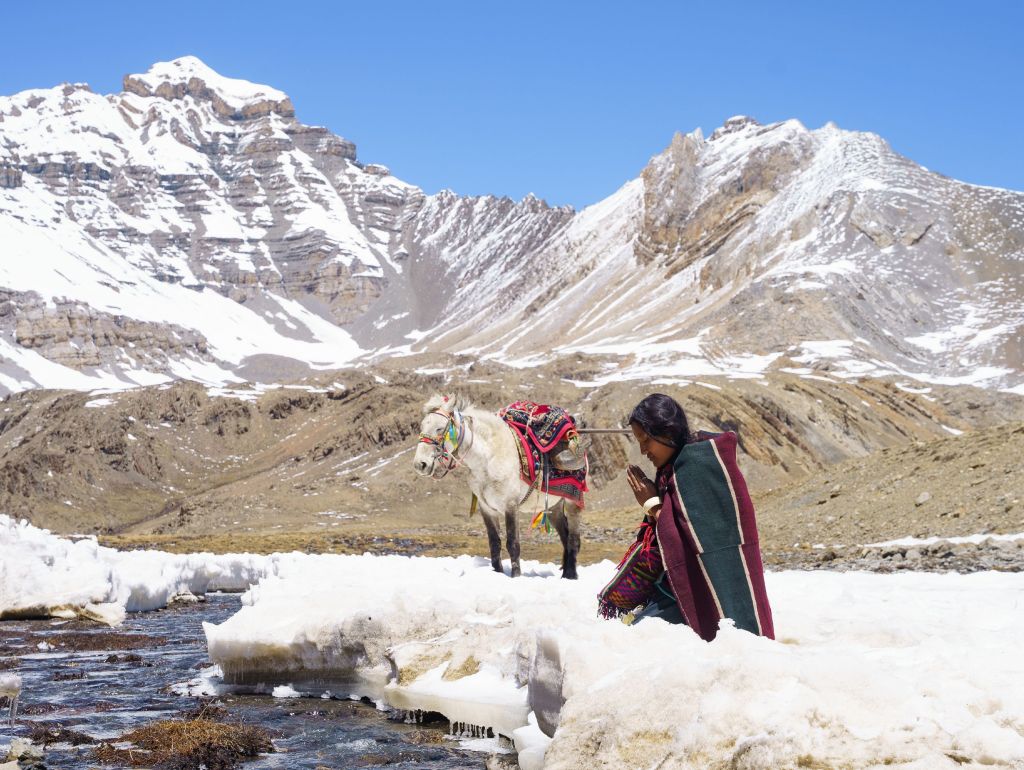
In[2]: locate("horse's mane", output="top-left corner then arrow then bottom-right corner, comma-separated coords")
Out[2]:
423,393 -> 473,413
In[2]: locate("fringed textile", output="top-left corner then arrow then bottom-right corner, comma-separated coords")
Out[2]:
596,521 -> 663,619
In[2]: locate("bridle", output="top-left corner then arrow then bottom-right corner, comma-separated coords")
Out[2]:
418,408 -> 473,478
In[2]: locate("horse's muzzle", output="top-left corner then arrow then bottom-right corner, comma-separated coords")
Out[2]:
413,458 -> 434,477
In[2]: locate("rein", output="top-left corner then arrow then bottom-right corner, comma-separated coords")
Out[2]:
419,408 -> 473,478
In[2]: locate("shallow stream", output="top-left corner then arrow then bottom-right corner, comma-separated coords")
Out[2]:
0,593 -> 494,769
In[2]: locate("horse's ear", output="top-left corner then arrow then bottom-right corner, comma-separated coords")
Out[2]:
452,393 -> 470,411
423,393 -> 448,412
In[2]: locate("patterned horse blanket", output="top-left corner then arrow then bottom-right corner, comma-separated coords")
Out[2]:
498,401 -> 588,507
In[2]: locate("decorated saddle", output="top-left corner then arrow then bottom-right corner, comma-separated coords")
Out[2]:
498,401 -> 588,508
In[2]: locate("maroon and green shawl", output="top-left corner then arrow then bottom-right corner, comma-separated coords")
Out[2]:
655,431 -> 775,642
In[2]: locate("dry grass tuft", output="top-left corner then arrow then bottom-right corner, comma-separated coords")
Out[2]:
93,718 -> 273,769
181,699 -> 229,722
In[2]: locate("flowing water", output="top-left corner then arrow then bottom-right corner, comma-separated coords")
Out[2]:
0,593 -> 498,768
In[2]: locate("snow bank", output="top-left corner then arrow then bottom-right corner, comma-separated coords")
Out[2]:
201,552 -> 1024,768
0,515 -> 276,625
4,515 -> 1022,767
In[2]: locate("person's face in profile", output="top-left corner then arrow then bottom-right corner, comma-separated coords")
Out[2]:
631,423 -> 676,469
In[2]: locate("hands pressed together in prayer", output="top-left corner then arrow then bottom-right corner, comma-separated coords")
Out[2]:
626,464 -> 661,519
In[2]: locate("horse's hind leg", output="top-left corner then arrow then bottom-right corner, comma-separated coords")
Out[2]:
482,513 -> 503,574
504,508 -> 521,577
559,502 -> 581,580
549,502 -> 571,576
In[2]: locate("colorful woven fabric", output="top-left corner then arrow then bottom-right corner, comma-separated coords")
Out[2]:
597,522 -> 663,618
499,401 -> 588,507
499,401 -> 578,452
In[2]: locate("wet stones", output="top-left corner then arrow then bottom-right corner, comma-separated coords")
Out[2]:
2,738 -> 46,770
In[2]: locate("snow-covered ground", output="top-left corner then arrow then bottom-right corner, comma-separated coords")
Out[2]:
0,515 -> 274,625
2,514 -> 1023,769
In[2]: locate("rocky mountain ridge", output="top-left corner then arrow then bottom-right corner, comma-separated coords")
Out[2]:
1,57 -> 1021,397
1,353 -> 1019,521
1,362 -> 1020,568
0,56 -> 572,393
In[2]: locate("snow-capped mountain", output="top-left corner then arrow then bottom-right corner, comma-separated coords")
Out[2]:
418,117 -> 1024,392
1,58 -> 1021,395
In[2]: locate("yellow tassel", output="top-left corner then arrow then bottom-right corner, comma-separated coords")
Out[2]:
531,510 -> 552,533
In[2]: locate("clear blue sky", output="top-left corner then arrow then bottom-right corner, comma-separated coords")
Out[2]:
2,1 -> 1020,209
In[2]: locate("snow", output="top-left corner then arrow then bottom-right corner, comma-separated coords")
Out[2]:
0,515 -> 275,625
3,73 -> 1020,396
0,58 -> 392,397
867,531 -> 1024,548
128,56 -> 288,108
0,205 -> 364,391
3,515 -> 1023,767
0,336 -> 135,392
0,673 -> 20,699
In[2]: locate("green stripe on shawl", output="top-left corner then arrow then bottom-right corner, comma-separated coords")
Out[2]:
672,440 -> 743,553
673,439 -> 759,636
695,546 -> 760,635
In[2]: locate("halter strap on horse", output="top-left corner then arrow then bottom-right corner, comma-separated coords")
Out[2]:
419,406 -> 473,478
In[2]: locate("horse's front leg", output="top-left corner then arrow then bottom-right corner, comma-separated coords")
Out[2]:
480,511 -> 503,574
504,507 -> 521,577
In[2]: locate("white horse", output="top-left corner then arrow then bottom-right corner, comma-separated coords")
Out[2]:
413,394 -> 582,579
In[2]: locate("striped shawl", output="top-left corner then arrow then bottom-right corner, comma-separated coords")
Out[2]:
655,431 -> 775,642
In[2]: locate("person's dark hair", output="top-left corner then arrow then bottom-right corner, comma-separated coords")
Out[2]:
628,393 -> 692,448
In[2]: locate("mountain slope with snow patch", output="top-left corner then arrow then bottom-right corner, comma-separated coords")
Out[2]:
1,61 -> 1021,394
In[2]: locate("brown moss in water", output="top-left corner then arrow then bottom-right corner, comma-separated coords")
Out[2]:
28,723 -> 96,747
93,718 -> 274,769
42,631 -> 167,652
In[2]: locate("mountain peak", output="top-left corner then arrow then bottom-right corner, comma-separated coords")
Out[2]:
122,56 -> 293,118
708,115 -> 761,140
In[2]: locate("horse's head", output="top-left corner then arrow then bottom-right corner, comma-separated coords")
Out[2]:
413,393 -> 469,478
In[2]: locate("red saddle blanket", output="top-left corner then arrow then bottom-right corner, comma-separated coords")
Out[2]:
498,401 -> 588,507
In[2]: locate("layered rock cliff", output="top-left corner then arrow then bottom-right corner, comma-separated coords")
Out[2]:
0,58 -> 1021,396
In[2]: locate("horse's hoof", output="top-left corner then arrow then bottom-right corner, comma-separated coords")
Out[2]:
511,566 -> 522,578
561,571 -> 578,580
